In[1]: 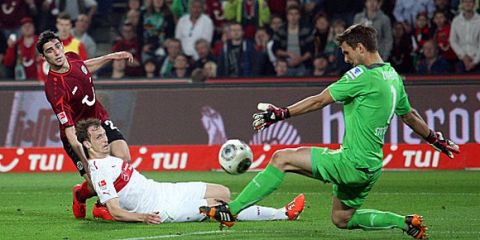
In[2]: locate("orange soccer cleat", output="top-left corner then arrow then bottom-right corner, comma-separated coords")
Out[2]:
285,193 -> 305,220
405,214 -> 428,239
92,201 -> 114,220
72,184 -> 86,219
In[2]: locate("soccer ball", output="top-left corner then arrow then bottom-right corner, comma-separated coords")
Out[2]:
218,139 -> 253,175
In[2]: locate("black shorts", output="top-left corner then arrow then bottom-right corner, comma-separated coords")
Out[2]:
63,120 -> 126,176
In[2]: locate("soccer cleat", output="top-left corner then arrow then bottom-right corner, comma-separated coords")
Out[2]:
72,184 -> 86,219
405,214 -> 428,239
199,201 -> 236,229
285,193 -> 305,220
93,201 -> 114,220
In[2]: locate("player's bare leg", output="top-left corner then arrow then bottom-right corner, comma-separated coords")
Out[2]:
110,139 -> 131,163
204,183 -> 231,202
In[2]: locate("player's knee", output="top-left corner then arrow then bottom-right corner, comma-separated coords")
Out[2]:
219,185 -> 231,202
331,215 -> 349,229
270,149 -> 292,170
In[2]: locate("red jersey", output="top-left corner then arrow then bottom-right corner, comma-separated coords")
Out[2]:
3,36 -> 39,80
44,52 -> 109,141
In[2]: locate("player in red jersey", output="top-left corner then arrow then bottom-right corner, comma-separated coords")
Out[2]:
36,30 -> 134,220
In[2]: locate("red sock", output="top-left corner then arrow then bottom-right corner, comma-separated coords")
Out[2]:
77,181 -> 96,202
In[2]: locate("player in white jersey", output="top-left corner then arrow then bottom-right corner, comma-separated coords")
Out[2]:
76,118 -> 306,224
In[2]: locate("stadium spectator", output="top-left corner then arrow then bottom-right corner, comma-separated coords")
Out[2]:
312,54 -> 329,76
254,27 -> 275,76
389,22 -> 414,73
432,10 -> 458,65
143,58 -> 158,78
224,0 -> 271,39
313,14 -> 330,57
272,5 -> 314,76
353,0 -> 393,60
412,13 -> 432,55
56,0 -> 97,21
159,38 -> 182,77
449,0 -> 480,72
112,22 -> 143,77
119,0 -> 142,38
72,14 -> 96,58
217,23 -> 256,77
203,60 -> 217,78
56,13 -> 88,59
212,24 -> 231,57
274,58 -> 288,76
2,17 -> 39,80
111,59 -> 127,79
204,0 -> 225,40
167,54 -> 191,78
269,14 -> 284,35
75,118 -> 305,224
191,67 -> 208,82
434,0 -> 457,21
0,0 -> 36,37
193,38 -> 215,70
323,20 -> 350,76
416,40 -> 451,74
142,0 -> 176,61
393,0 -> 435,33
175,0 -> 214,60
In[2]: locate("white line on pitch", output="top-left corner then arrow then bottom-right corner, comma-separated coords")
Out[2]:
116,230 -> 230,240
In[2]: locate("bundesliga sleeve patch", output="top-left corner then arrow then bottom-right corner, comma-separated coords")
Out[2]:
98,180 -> 107,190
346,67 -> 364,80
56,112 -> 69,125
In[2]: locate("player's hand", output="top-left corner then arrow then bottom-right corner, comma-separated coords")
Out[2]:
109,51 -> 134,63
143,212 -> 161,224
252,103 -> 290,131
425,130 -> 460,159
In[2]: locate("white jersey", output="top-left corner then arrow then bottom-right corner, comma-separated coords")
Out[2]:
89,156 -> 208,222
89,156 -> 161,213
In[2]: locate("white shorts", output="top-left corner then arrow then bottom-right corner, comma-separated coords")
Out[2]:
151,181 -> 208,223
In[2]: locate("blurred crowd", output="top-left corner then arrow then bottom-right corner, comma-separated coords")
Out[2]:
0,0 -> 479,81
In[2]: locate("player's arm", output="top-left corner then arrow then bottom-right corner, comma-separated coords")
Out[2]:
65,126 -> 91,176
400,109 -> 460,159
84,51 -> 134,74
105,198 -> 161,224
252,88 -> 334,131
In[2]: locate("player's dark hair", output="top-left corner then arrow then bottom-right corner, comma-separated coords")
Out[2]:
76,118 -> 102,144
57,12 -> 71,21
36,30 -> 61,54
336,24 -> 378,52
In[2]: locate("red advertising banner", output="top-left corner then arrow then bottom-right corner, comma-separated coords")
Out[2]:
0,144 -> 478,173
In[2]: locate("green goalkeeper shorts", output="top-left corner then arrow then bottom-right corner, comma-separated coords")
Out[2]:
310,147 -> 381,209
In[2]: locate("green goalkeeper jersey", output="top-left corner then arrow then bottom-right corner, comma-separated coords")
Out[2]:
327,63 -> 412,171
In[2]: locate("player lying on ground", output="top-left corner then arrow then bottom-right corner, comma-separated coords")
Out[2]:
200,24 -> 460,239
36,30 -> 134,219
75,118 -> 305,223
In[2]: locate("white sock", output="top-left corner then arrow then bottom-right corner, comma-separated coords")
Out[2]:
236,205 -> 288,221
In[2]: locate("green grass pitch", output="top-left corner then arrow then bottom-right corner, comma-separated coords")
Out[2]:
0,171 -> 478,240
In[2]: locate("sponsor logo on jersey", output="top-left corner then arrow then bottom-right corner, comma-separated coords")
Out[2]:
99,180 -> 107,190
346,67 -> 364,80
56,112 -> 68,124
81,65 -> 88,75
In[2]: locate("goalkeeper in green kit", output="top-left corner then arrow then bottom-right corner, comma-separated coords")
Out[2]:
200,24 -> 460,239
